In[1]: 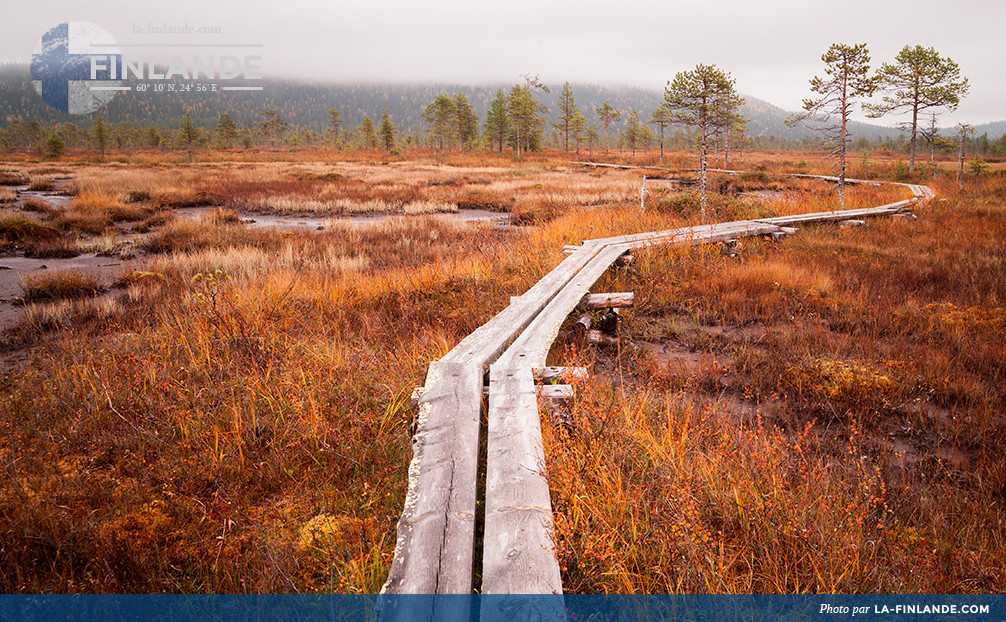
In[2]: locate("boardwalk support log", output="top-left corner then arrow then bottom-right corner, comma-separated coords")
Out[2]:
580,292 -> 634,309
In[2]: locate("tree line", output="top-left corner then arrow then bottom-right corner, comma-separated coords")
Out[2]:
1,43 -> 991,194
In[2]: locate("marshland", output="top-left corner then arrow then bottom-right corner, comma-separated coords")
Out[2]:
0,148 -> 1004,594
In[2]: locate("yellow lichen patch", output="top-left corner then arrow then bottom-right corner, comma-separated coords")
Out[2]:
298,514 -> 375,555
791,359 -> 897,402
927,302 -> 1006,334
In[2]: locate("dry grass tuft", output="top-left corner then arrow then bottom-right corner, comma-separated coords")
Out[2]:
20,269 -> 102,303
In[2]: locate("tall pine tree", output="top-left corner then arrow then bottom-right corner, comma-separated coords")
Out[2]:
865,45 -> 969,174
788,43 -> 877,206
664,64 -> 744,217
484,88 -> 510,153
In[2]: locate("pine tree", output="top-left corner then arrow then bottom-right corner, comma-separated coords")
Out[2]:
584,125 -> 599,155
483,88 -> 510,153
788,43 -> 878,206
259,109 -> 288,149
453,93 -> 478,149
664,63 -> 744,217
214,113 -> 238,148
623,109 -> 646,156
328,107 -> 342,146
178,113 -> 201,161
506,78 -> 548,160
43,131 -> 64,160
145,126 -> 161,148
91,111 -> 110,159
595,101 -> 621,155
379,107 -> 396,151
570,111 -> 587,159
423,95 -> 456,154
553,82 -> 577,153
865,45 -> 969,174
359,116 -> 378,150
649,103 -> 673,164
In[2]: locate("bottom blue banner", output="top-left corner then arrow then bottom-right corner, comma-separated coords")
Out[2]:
0,594 -> 1000,622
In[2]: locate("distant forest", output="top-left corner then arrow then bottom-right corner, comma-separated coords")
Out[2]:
2,63 -> 1004,156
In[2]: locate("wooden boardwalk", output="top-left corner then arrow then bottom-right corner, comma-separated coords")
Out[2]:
381,174 -> 933,607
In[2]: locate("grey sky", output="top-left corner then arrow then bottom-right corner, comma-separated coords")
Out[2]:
4,0 -> 1003,125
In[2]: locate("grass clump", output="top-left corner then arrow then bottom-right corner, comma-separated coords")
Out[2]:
55,192 -> 151,234
20,269 -> 102,303
0,170 -> 28,185
22,197 -> 57,215
141,212 -> 274,254
0,214 -> 60,250
28,177 -> 56,191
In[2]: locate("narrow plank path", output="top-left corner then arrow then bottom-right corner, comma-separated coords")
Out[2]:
382,173 -> 933,608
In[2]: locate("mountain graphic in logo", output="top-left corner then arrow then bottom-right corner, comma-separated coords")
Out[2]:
30,22 -> 123,115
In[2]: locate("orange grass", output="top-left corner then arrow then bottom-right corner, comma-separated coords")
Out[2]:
0,152 -> 1003,594
543,172 -> 1006,593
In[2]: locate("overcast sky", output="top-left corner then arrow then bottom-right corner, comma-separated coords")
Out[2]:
4,0 -> 1003,125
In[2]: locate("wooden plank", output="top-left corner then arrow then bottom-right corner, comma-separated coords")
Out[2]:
480,595 -> 567,622
586,330 -> 619,346
537,384 -> 574,399
571,160 -> 671,172
505,244 -> 630,369
480,246 -> 633,594
409,386 -> 425,412
483,366 -> 564,595
788,173 -> 882,186
382,361 -> 483,596
533,366 -> 589,383
753,199 -> 915,226
440,243 -> 605,366
589,220 -> 783,248
581,292 -> 634,309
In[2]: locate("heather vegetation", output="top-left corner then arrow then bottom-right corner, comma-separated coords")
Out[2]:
0,146 -> 1003,594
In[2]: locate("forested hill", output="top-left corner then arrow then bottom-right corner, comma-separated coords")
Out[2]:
0,62 -> 913,141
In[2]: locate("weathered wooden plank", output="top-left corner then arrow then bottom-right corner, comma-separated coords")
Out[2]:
383,361 -> 483,597
507,244 -> 630,369
440,243 -> 605,366
589,220 -> 783,248
754,200 -> 916,226
537,384 -> 574,399
533,366 -> 589,383
480,595 -> 567,622
483,366 -> 564,595
581,292 -> 634,309
788,173 -> 882,186
571,160 -> 671,172
480,246 -> 634,595
586,330 -> 619,346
